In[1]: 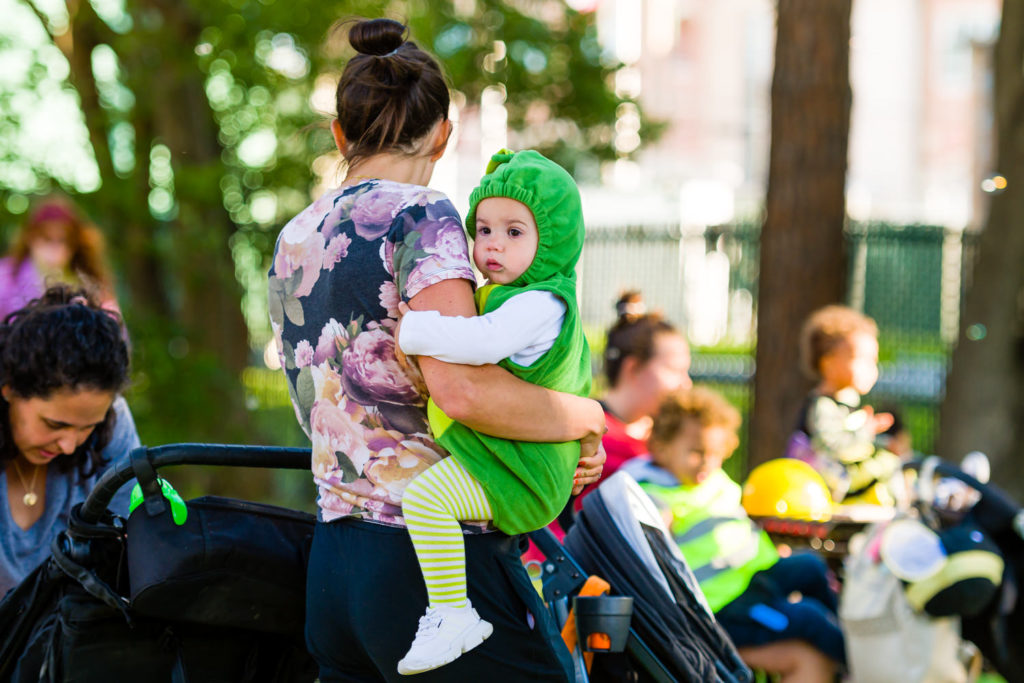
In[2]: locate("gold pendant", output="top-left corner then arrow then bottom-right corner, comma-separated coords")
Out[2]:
23,492 -> 38,506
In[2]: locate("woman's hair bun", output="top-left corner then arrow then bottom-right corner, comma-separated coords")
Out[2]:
614,289 -> 647,322
349,18 -> 407,56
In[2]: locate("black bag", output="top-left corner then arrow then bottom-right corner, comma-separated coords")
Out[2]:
0,444 -> 319,683
126,495 -> 314,635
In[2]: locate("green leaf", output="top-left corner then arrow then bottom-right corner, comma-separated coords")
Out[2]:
284,268 -> 304,296
296,366 -> 314,417
392,246 -> 422,296
268,288 -> 284,326
282,339 -> 295,370
334,451 -> 360,483
285,372 -> 311,434
346,314 -> 364,339
284,295 -> 305,326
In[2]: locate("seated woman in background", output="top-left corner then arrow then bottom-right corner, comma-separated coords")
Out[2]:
577,292 -> 692,500
0,196 -> 118,319
0,285 -> 139,597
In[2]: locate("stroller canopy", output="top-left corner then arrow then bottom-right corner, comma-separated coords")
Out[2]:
564,472 -> 751,683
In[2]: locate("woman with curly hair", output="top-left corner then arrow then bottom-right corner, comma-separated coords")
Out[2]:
0,285 -> 139,597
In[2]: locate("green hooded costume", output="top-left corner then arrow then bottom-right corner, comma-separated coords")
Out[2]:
426,149 -> 591,535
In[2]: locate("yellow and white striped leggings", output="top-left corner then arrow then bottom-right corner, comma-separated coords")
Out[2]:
402,456 -> 493,609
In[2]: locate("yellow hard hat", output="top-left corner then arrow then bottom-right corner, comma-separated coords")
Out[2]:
742,458 -> 834,521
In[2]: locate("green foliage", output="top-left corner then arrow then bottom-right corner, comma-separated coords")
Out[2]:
0,0 -> 654,480
407,0 -> 637,175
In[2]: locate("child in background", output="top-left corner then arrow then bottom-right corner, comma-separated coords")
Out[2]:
786,305 -> 903,506
0,196 -> 117,318
395,149 -> 591,675
623,387 -> 844,683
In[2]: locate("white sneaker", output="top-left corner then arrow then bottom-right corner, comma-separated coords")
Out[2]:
397,603 -> 493,675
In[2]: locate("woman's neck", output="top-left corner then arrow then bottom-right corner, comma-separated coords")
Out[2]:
602,388 -> 643,425
344,154 -> 436,188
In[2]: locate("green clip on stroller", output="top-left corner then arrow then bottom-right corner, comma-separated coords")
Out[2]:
0,443 -> 318,683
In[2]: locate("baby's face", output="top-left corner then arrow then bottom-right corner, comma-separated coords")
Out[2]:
655,419 -> 734,487
472,197 -> 539,285
820,331 -> 879,395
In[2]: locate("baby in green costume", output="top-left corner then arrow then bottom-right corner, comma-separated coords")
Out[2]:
395,149 -> 591,675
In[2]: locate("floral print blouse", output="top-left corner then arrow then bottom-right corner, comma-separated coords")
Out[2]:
268,180 -> 476,525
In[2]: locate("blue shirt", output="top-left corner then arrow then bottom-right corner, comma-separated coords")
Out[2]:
0,397 -> 140,597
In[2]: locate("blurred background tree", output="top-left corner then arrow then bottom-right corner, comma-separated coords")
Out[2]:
0,0 -> 652,465
749,0 -> 852,467
939,0 -> 1024,499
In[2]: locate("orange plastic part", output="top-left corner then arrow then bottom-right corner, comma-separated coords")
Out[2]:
560,575 -> 612,673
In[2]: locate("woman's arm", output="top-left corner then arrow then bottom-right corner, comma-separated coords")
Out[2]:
408,278 -> 605,443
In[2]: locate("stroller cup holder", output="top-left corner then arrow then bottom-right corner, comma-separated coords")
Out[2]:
573,595 -> 633,653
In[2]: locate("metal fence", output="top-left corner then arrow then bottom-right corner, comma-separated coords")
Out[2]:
577,221 -> 977,466
245,221 -> 976,466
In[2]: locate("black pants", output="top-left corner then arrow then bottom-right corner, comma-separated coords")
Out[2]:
716,553 -> 846,665
305,519 -> 574,682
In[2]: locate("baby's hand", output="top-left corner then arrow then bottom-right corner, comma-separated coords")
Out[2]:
572,438 -> 606,496
393,302 -> 412,360
392,301 -> 427,395
393,335 -> 426,398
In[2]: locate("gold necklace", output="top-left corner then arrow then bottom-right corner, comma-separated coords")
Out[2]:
12,460 -> 40,507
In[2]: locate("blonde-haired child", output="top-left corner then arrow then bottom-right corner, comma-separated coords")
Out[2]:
787,304 -> 902,505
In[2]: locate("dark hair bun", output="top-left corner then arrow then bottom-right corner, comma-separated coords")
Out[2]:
350,18 -> 407,56
614,290 -> 647,322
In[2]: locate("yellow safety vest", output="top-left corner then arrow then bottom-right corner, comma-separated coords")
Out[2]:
639,469 -> 779,612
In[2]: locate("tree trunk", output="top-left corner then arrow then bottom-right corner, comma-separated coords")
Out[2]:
56,0 -> 251,444
146,0 -> 249,375
939,0 -> 1024,499
750,0 -> 852,470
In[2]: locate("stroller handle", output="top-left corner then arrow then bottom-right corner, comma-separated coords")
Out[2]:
80,443 -> 311,525
903,457 -> 1021,520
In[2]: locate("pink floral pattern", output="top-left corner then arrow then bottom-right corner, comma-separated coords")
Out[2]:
324,234 -> 351,270
268,180 -> 475,526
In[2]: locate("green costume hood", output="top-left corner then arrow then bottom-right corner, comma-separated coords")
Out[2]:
465,149 -> 585,287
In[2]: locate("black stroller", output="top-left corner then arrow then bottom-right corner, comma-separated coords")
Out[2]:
3,445 -> 750,682
0,443 -> 318,683
529,471 -> 751,683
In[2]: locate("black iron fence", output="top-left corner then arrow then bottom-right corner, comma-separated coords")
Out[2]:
246,221 -> 978,472
577,220 -> 977,472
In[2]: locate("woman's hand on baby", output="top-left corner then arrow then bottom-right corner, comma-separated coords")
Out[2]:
393,301 -> 411,357
572,434 -> 606,495
392,301 -> 425,392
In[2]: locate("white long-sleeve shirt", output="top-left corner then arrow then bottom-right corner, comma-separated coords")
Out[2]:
398,289 -> 565,367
